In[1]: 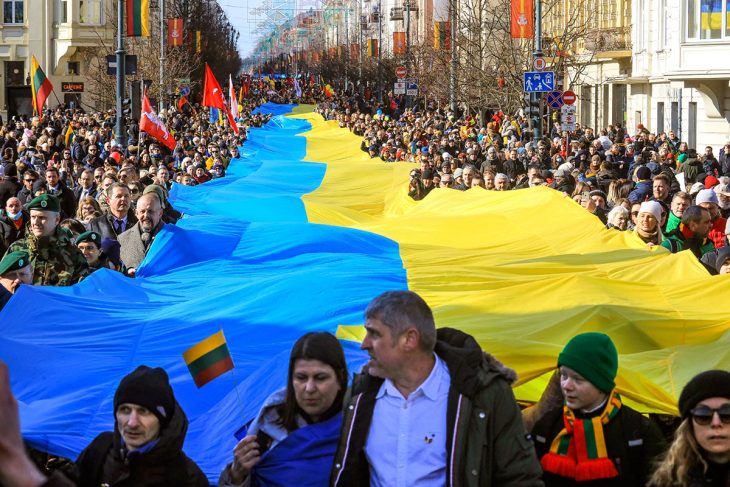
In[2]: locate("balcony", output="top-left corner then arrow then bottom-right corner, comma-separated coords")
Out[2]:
584,27 -> 631,56
403,0 -> 418,9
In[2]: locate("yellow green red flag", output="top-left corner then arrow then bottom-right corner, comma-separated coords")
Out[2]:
30,55 -> 53,115
183,330 -> 234,388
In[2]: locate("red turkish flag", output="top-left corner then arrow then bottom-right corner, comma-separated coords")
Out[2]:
140,92 -> 176,151
202,64 -> 238,134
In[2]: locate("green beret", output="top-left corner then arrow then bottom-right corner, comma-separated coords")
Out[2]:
0,251 -> 31,276
75,231 -> 101,247
26,194 -> 60,213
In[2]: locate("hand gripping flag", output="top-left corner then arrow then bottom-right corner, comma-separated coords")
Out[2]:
139,91 -> 176,151
203,64 -> 238,134
183,330 -> 234,388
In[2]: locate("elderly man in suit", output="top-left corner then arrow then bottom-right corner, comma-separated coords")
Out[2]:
118,192 -> 164,276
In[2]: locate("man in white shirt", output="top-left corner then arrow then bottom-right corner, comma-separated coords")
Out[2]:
330,290 -> 543,487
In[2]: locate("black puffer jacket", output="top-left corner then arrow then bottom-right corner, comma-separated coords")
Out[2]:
76,402 -> 209,487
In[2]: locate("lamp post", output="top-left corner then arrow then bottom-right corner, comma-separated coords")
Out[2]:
115,0 -> 126,147
378,0 -> 383,103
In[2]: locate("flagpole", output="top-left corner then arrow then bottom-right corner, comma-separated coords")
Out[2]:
159,0 -> 166,113
115,0 -> 126,147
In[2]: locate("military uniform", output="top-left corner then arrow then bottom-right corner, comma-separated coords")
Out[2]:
7,227 -> 90,286
4,194 -> 89,286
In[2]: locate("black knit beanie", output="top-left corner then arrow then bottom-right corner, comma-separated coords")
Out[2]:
678,370 -> 730,418
113,366 -> 175,427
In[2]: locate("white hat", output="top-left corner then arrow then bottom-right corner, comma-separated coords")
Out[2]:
696,188 -> 719,205
639,201 -> 663,222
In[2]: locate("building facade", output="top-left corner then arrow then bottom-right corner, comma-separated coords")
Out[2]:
553,0 -> 730,150
0,0 -> 113,118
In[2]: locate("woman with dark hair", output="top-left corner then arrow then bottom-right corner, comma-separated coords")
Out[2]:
650,370 -> 730,486
218,332 -> 348,487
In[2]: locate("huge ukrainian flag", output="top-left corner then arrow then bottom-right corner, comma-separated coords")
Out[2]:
1,105 -> 728,482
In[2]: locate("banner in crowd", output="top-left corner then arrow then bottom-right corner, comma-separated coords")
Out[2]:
126,0 -> 150,37
139,91 -> 176,151
30,55 -> 53,115
511,0 -> 534,38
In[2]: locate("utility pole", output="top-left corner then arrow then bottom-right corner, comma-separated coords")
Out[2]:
405,0 -> 411,109
532,0 -> 543,142
378,0 -> 383,103
159,0 -> 166,113
115,0 -> 126,147
449,0 -> 457,114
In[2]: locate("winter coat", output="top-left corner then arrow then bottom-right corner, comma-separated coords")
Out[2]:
532,402 -> 667,487
628,181 -> 653,204
330,327 -> 544,487
76,402 -> 208,487
679,157 -> 703,185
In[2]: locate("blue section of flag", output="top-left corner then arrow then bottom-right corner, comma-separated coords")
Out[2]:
0,103 -> 406,482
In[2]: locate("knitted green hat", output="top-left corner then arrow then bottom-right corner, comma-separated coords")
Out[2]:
558,332 -> 618,393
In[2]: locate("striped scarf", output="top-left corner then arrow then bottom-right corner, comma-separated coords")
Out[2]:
540,390 -> 622,481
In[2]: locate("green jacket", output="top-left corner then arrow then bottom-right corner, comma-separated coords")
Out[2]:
330,328 -> 544,487
665,212 -> 681,233
661,224 -> 715,259
7,227 -> 89,286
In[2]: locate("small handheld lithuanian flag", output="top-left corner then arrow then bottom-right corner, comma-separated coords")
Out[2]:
183,330 -> 234,388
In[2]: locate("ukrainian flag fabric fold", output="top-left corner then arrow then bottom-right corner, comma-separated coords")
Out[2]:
2,104 -> 729,483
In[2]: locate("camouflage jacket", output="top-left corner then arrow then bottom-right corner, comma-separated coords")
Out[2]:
7,227 -> 90,286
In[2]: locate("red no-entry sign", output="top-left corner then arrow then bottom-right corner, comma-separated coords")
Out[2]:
562,90 -> 576,105
396,66 -> 407,79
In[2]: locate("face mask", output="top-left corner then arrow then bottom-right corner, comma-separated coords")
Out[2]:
8,211 -> 22,221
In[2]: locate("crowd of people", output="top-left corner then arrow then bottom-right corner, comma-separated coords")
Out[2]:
1,85 -> 729,486
315,94 -> 730,276
0,98 -> 275,308
1,290 -> 729,487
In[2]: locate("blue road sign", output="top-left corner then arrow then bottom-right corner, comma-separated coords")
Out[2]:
546,90 -> 563,110
523,71 -> 555,93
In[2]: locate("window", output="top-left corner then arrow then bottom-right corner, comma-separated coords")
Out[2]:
67,61 -> 79,76
687,0 -> 728,39
3,0 -> 23,24
657,102 -> 665,134
61,0 -> 68,23
79,0 -> 102,24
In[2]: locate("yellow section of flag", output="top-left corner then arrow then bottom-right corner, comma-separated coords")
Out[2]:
183,330 -> 227,364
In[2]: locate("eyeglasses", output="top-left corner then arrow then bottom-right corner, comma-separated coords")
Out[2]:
24,178 -> 37,183
690,405 -> 730,426
631,211 -> 639,216
129,188 -> 140,194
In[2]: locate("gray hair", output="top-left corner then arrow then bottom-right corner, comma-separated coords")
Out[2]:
364,291 -> 436,351
607,205 -> 629,225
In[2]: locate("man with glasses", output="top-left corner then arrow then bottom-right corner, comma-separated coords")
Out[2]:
83,144 -> 103,169
16,170 -> 40,206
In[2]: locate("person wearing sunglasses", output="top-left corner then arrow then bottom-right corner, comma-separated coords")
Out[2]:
650,370 -> 730,486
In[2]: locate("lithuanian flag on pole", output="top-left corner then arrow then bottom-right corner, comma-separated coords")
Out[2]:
30,56 -> 53,115
183,330 -> 234,388
64,123 -> 74,147
126,0 -> 150,37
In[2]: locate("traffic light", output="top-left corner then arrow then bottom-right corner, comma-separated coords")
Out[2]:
130,81 -> 141,122
527,92 -> 542,134
121,97 -> 132,118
